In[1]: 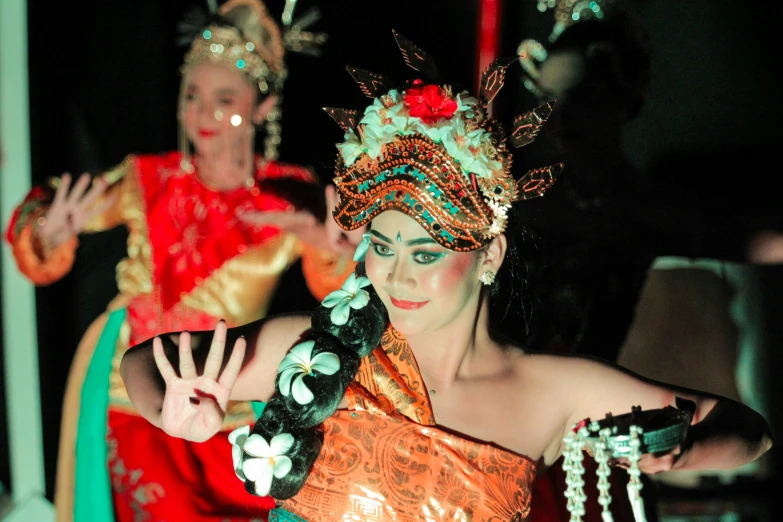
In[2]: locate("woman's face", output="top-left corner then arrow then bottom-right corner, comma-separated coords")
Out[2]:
181,61 -> 259,156
364,211 -> 484,336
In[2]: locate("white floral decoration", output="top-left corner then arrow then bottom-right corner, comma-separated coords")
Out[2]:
228,424 -> 251,480
360,123 -> 388,161
414,117 -> 454,144
277,340 -> 341,405
485,199 -> 510,237
321,273 -> 371,326
242,432 -> 295,496
360,93 -> 414,138
336,86 -> 503,180
336,129 -> 363,166
455,93 -> 481,120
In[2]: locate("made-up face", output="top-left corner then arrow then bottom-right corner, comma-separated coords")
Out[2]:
180,61 -> 265,157
364,211 -> 485,336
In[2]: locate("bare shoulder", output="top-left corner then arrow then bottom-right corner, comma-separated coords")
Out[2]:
508,348 -> 596,386
520,350 -> 682,423
507,349 -> 675,464
505,349 -> 597,413
509,348 -> 677,413
512,349 -> 638,387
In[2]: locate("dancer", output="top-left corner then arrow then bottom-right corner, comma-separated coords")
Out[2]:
121,32 -> 773,521
4,1 -> 354,520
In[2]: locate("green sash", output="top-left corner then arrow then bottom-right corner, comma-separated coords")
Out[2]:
74,308 -> 126,522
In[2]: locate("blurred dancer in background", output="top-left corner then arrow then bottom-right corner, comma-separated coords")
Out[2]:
4,0 -> 356,520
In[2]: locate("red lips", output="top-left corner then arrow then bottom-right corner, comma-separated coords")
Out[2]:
389,296 -> 429,310
198,129 -> 219,138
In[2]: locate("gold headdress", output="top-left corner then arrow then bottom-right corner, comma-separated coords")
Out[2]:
519,0 -> 616,96
327,31 -> 562,252
179,0 -> 327,163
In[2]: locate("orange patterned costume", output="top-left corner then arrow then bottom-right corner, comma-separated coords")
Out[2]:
277,326 -> 537,521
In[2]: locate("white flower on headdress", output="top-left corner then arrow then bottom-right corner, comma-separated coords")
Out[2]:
455,93 -> 481,120
337,130 -> 363,166
486,199 -> 511,236
353,233 -> 372,262
361,111 -> 404,137
459,149 -> 503,178
360,124 -> 387,161
362,95 -> 406,126
442,118 -> 502,178
334,87 -> 503,180
443,120 -> 483,166
414,117 -> 454,144
278,341 -> 341,405
241,432 -> 295,496
370,88 -> 401,109
385,89 -> 403,106
360,99 -> 417,160
321,273 -> 372,326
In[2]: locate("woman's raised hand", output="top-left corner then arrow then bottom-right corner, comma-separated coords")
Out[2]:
152,320 -> 246,442
238,184 -> 366,257
38,172 -> 113,250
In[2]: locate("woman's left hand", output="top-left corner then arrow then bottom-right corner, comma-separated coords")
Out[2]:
238,184 -> 366,257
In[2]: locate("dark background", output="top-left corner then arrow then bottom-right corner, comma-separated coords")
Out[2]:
0,0 -> 780,500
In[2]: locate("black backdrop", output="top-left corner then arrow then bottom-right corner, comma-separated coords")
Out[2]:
7,0 -> 781,500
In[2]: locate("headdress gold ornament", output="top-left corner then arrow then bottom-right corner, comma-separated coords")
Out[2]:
327,31 -> 562,252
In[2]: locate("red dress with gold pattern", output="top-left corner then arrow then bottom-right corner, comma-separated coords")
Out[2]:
6,151 -> 354,522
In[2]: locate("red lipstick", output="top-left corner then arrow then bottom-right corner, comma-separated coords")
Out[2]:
198,129 -> 218,138
390,296 -> 429,310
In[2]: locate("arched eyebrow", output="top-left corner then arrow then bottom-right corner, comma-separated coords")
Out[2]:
215,88 -> 240,97
405,238 -> 437,246
370,230 -> 436,246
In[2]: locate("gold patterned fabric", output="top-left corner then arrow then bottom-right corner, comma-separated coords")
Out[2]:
97,153 -> 330,428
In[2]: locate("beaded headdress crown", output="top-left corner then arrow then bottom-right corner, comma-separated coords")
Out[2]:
326,31 -> 562,252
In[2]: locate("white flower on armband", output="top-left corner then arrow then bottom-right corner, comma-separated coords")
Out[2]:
228,425 -> 252,480
229,427 -> 295,496
321,273 -> 371,326
277,341 -> 341,404
353,233 -> 372,262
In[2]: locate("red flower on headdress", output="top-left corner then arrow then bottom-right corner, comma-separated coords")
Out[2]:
404,80 -> 458,124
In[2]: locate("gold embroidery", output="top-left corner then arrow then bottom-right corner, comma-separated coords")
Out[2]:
107,427 -> 166,520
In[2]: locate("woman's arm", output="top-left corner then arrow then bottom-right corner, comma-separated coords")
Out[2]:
119,313 -> 311,428
552,355 -> 773,472
5,162 -> 131,285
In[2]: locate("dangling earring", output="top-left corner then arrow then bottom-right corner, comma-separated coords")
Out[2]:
178,118 -> 194,173
176,81 -> 194,173
244,125 -> 257,188
480,270 -> 496,285
263,97 -> 282,161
